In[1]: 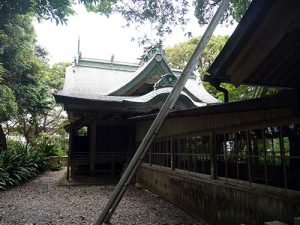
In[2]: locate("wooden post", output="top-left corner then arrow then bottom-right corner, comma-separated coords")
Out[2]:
279,126 -> 288,188
235,132 -> 240,181
262,128 -> 268,185
223,134 -> 228,179
68,127 -> 75,179
210,132 -> 217,179
171,138 -> 175,170
246,130 -> 252,185
89,124 -> 97,176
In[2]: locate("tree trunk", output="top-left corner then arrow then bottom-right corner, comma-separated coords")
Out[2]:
0,123 -> 7,151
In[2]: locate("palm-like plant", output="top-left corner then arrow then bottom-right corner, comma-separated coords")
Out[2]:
0,143 -> 48,190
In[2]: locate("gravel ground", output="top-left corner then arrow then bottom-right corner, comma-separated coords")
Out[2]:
0,169 -> 201,225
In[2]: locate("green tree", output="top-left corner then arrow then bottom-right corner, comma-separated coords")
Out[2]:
6,62 -> 70,146
1,0 -> 251,42
166,36 -> 228,76
86,0 -> 251,43
0,14 -> 52,150
194,0 -> 251,25
0,0 -> 74,24
0,85 -> 17,150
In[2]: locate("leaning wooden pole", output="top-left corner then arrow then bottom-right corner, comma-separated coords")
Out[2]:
94,1 -> 230,224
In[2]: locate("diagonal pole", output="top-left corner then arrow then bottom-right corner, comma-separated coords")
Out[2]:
94,0 -> 230,224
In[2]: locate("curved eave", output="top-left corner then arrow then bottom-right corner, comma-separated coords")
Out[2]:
54,88 -> 204,113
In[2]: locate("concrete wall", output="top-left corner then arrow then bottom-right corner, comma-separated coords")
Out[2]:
137,165 -> 300,225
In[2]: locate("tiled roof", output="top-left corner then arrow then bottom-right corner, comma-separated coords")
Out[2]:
184,79 -> 218,104
55,87 -> 206,112
59,63 -> 137,99
56,55 -> 219,108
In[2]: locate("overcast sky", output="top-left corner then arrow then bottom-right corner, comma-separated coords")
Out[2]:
33,5 -> 237,64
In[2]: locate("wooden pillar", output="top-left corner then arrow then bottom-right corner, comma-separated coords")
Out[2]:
279,126 -> 288,188
171,138 -> 174,170
246,130 -> 252,185
69,127 -> 75,178
89,124 -> 97,176
210,132 -> 217,179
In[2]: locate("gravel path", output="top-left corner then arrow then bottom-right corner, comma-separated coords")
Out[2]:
0,169 -> 201,225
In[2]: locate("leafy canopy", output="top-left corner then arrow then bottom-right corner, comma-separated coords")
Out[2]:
0,0 -> 74,24
1,0 -> 251,43
194,0 -> 251,25
0,14 -> 52,121
86,0 -> 251,43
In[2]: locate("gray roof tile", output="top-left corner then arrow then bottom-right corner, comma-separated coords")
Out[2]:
58,56 -> 218,106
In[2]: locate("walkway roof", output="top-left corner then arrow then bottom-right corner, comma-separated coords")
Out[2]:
204,0 -> 300,88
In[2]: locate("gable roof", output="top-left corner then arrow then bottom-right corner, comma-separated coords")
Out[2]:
205,0 -> 300,88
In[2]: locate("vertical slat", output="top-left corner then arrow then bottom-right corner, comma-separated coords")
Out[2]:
235,132 -> 239,181
201,137 -> 204,173
262,128 -> 268,185
279,126 -> 288,188
188,137 -> 191,171
177,139 -> 180,170
210,132 -> 217,179
224,134 -> 228,179
171,138 -> 174,170
246,130 -> 252,185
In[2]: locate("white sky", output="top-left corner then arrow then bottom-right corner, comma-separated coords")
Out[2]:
33,4 -> 237,64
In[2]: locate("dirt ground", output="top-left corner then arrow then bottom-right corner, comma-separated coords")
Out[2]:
0,168 -> 201,225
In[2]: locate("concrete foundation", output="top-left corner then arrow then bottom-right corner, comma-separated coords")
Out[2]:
137,165 -> 300,225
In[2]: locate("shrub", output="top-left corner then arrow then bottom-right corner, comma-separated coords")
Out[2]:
34,133 -> 67,157
48,161 -> 64,171
0,142 -> 48,190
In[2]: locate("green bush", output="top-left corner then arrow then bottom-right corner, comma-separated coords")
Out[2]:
0,143 -> 48,190
48,161 -> 64,171
34,133 -> 67,157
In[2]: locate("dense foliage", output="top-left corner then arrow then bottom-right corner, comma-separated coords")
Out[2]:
0,142 -> 47,190
0,4 -> 69,189
0,139 -> 66,190
0,13 -> 54,150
